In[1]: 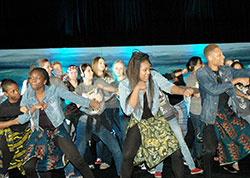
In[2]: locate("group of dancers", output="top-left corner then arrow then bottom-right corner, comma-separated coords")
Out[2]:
0,43 -> 250,178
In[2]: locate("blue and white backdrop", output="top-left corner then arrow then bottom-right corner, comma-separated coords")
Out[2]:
1,42 -> 250,90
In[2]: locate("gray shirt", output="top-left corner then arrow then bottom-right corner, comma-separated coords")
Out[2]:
186,73 -> 202,115
75,80 -> 105,115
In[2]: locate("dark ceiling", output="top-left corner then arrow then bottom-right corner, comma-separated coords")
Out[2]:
0,0 -> 250,49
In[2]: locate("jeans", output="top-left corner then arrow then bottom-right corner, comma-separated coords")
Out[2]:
189,113 -> 203,158
155,161 -> 163,172
155,118 -> 196,173
120,112 -> 130,148
242,114 -> 250,124
174,101 -> 188,136
65,117 -> 122,177
168,118 -> 196,170
96,140 -> 112,165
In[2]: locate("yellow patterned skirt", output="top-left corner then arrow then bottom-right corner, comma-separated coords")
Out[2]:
128,112 -> 179,168
0,127 -> 31,175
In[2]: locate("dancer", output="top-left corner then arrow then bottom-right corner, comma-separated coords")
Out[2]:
112,59 -> 129,147
0,79 -> 31,177
119,51 -> 194,178
92,56 -> 118,169
196,44 -> 250,178
65,63 -> 122,177
17,67 -> 100,178
185,56 -> 204,165
63,65 -> 82,135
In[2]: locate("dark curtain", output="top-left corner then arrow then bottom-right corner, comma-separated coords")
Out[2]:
0,0 -> 250,49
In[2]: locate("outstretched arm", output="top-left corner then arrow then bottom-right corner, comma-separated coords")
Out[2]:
0,118 -> 19,129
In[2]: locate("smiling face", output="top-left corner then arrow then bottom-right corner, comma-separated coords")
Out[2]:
69,69 -> 78,80
97,58 -> 106,73
53,63 -> 63,76
29,70 -> 46,91
84,66 -> 94,81
113,62 -> 125,78
208,47 -> 225,67
42,61 -> 52,76
4,83 -> 21,103
139,60 -> 151,82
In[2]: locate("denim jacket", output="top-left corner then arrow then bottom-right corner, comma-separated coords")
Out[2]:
18,85 -> 90,130
196,65 -> 250,124
119,70 -> 174,122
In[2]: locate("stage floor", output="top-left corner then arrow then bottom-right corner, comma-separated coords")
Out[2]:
9,155 -> 250,178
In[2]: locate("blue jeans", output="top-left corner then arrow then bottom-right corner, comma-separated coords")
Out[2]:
96,140 -> 112,165
168,118 -> 195,170
174,101 -> 188,136
155,161 -> 163,172
155,118 -> 196,173
242,114 -> 250,124
120,112 -> 130,148
189,113 -> 203,158
65,116 -> 122,177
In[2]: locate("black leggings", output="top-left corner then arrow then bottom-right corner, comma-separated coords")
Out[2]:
23,135 -> 94,178
121,124 -> 184,178
0,136 -> 14,174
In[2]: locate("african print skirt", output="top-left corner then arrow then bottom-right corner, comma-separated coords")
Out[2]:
0,127 -> 31,175
128,112 -> 179,168
23,124 -> 68,172
215,106 -> 250,165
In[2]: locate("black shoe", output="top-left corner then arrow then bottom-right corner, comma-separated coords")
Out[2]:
223,165 -> 238,174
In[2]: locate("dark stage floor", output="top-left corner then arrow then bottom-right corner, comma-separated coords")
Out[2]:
9,155 -> 250,178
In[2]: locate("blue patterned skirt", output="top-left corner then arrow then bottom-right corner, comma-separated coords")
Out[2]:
215,106 -> 250,165
23,124 -> 68,171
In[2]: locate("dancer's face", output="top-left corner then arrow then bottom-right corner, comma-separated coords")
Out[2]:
69,69 -> 78,80
113,62 -> 125,78
209,47 -> 225,67
97,58 -> 106,72
233,64 -> 243,69
29,70 -> 46,91
4,83 -> 21,103
53,64 -> 63,76
139,60 -> 151,82
84,66 -> 94,81
42,62 -> 52,76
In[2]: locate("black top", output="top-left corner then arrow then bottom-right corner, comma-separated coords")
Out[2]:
213,70 -> 230,109
64,79 -> 82,115
39,110 -> 55,130
163,72 -> 186,105
64,79 -> 81,92
142,93 -> 154,120
0,96 -> 29,132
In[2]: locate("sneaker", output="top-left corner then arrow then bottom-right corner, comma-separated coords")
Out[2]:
154,172 -> 162,178
95,158 -> 102,164
100,163 -> 110,169
223,165 -> 238,174
66,172 -> 75,178
147,168 -> 155,174
140,163 -> 147,170
191,168 -> 204,175
89,164 -> 95,169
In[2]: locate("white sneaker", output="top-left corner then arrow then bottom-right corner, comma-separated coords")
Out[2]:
89,164 -> 95,169
100,163 -> 110,169
140,163 -> 147,170
147,168 -> 156,174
